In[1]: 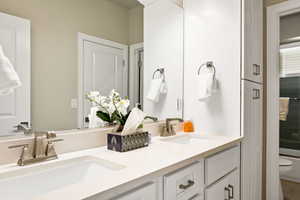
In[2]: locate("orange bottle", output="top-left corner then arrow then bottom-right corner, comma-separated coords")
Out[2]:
183,120 -> 194,132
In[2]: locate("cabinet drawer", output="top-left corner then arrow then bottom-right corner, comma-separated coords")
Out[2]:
164,161 -> 204,200
205,146 -> 240,185
205,169 -> 239,200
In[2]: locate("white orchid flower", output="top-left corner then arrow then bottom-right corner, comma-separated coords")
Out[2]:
117,99 -> 130,115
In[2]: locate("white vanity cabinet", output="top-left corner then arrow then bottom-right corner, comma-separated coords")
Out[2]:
205,169 -> 239,200
86,145 -> 240,200
164,161 -> 204,200
242,0 -> 263,83
204,145 -> 240,200
241,80 -> 263,200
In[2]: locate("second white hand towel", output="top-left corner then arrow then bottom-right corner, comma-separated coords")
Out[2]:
146,78 -> 163,103
197,71 -> 215,101
0,45 -> 22,95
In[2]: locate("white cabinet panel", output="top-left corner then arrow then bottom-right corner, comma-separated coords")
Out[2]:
241,80 -> 263,200
205,146 -> 240,186
205,169 -> 239,200
242,0 -> 263,83
113,182 -> 156,200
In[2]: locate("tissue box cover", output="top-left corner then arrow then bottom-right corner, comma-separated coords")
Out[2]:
107,132 -> 149,152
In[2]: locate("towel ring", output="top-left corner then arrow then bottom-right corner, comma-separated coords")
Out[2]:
152,68 -> 165,80
197,61 -> 216,78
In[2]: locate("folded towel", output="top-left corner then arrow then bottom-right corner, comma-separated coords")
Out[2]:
280,97 -> 289,121
197,71 -> 216,101
0,45 -> 22,95
146,78 -> 163,103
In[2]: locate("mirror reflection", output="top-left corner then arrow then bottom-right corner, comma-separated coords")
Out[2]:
0,0 -> 144,135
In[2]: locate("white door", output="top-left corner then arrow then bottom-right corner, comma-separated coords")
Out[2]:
0,12 -> 31,136
241,80 -> 263,200
78,34 -> 128,128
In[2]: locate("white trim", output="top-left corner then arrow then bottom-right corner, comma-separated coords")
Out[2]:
77,32 -> 128,128
129,43 -> 143,109
267,1 -> 300,200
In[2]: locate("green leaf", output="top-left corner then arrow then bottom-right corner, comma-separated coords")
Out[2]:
96,111 -> 112,123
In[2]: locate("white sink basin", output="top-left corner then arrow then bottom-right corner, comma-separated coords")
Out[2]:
0,156 -> 125,200
159,134 -> 214,145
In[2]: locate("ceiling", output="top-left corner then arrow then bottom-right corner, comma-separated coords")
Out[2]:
110,0 -> 143,9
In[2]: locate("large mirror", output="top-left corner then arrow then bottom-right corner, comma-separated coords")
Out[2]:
0,0 -> 184,136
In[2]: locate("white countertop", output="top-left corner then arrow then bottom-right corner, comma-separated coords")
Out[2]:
0,133 -> 242,200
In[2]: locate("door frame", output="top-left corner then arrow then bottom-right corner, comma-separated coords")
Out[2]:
77,32 -> 128,128
129,43 -> 144,109
266,1 -> 300,199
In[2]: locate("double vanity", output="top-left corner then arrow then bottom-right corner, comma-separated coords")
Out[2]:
0,132 -> 242,200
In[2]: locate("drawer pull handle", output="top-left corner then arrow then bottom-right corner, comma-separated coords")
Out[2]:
253,64 -> 261,76
225,187 -> 230,200
228,184 -> 234,199
179,180 -> 195,190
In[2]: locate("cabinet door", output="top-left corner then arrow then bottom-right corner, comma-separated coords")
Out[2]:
205,169 -> 239,200
113,182 -> 156,200
241,80 -> 263,200
243,0 -> 263,83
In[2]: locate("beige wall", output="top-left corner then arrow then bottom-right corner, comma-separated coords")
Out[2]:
129,5 -> 144,44
281,12 -> 300,42
0,0 -> 140,131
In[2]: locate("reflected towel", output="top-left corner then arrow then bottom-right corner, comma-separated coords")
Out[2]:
0,45 -> 22,95
280,97 -> 289,121
197,72 -> 216,101
146,78 -> 163,103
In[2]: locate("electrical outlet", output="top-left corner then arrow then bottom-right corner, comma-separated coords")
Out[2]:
71,98 -> 78,109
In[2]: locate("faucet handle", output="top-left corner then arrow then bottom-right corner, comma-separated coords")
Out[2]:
8,143 -> 29,149
8,144 -> 32,166
46,138 -> 63,158
47,132 -> 57,139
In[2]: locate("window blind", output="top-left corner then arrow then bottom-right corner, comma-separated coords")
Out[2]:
280,46 -> 300,77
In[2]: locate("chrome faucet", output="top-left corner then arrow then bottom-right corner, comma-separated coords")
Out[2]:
161,118 -> 184,137
9,132 -> 63,166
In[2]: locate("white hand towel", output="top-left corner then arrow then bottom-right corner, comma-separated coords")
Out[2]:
88,106 -> 104,128
160,80 -> 168,94
146,78 -> 163,103
197,72 -> 215,101
0,45 -> 22,95
121,107 -> 146,135
279,97 -> 289,121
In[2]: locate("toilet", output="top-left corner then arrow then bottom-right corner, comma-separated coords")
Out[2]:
279,156 -> 293,200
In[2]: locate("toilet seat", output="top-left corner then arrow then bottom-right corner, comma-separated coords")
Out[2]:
279,157 -> 293,166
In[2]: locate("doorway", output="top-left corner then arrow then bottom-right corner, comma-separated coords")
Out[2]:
78,33 -> 128,128
267,1 -> 300,199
